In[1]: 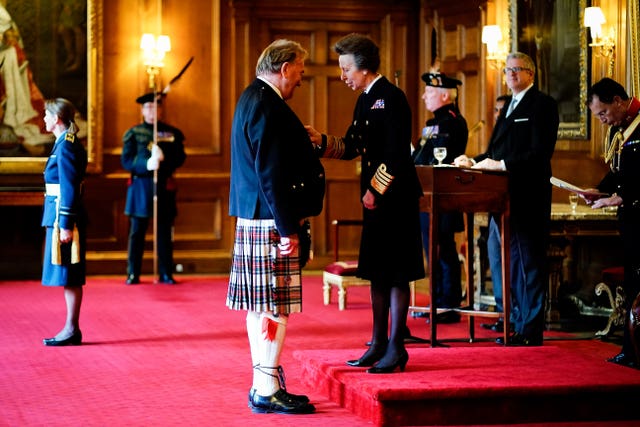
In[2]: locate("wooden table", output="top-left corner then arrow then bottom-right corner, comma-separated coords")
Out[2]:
0,186 -> 45,206
413,166 -> 510,346
546,202 -> 620,323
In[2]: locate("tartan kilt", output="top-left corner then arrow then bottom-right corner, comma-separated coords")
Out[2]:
226,218 -> 303,314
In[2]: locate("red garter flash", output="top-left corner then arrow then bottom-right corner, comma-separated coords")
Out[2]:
261,317 -> 278,341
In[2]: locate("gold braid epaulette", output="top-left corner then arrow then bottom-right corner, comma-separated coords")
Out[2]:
603,126 -> 623,171
65,133 -> 76,143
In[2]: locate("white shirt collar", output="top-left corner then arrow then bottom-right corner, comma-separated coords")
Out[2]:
511,83 -> 533,103
364,74 -> 382,94
257,76 -> 282,99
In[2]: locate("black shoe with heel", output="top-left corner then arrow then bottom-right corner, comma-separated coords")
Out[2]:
346,347 -> 386,367
367,350 -> 408,374
43,330 -> 82,346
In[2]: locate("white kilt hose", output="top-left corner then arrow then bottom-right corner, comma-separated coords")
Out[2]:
226,219 -> 303,315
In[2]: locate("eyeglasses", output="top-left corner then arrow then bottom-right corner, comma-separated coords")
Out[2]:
503,66 -> 531,74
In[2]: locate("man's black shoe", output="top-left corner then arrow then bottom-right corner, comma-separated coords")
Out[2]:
607,352 -> 639,369
426,311 -> 461,324
496,332 -> 542,346
125,274 -> 139,285
249,389 -> 315,414
158,274 -> 177,285
249,388 -> 310,404
480,319 -> 514,333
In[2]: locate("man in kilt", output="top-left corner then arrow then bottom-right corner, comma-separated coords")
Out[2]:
226,39 -> 325,414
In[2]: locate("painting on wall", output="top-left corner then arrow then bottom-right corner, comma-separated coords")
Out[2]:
511,0 -> 588,140
0,0 -> 102,173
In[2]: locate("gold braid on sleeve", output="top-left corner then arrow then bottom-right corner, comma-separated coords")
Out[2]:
371,163 -> 394,195
323,135 -> 346,159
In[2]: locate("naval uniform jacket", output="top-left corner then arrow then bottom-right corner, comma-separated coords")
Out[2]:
121,121 -> 186,219
229,78 -> 325,237
412,102 -> 468,233
322,76 -> 425,283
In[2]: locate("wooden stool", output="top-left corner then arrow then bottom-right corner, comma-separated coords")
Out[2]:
322,219 -> 369,310
323,261 -> 370,310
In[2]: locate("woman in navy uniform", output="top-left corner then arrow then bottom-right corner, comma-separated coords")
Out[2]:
121,93 -> 186,284
307,33 -> 425,373
41,98 -> 87,346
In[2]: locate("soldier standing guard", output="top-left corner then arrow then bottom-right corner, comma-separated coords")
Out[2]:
413,71 -> 468,324
121,93 -> 186,285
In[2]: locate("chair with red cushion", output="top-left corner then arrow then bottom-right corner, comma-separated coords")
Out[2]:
322,219 -> 370,310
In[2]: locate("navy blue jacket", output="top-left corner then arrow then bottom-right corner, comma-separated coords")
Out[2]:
476,87 -> 558,230
229,78 -> 325,237
121,121 -> 186,218
324,76 -> 424,282
41,131 -> 87,230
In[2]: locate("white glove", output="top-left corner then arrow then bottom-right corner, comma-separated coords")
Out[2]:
146,156 -> 160,171
151,144 -> 164,161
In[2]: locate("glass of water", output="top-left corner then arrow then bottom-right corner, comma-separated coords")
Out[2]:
569,193 -> 579,213
433,147 -> 447,166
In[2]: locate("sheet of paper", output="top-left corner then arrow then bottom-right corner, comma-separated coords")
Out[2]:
550,177 -> 607,196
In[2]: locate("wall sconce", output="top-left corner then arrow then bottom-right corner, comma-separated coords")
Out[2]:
583,6 -> 615,76
481,25 -> 507,70
140,33 -> 171,88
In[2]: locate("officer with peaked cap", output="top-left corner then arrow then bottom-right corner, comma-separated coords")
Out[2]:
121,92 -> 186,285
413,71 -> 468,323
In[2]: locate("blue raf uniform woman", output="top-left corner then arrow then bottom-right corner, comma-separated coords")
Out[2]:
41,98 -> 87,346
307,33 -> 425,373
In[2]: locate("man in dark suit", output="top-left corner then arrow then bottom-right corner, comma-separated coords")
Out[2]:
226,39 -> 323,415
121,93 -> 186,285
455,52 -> 559,346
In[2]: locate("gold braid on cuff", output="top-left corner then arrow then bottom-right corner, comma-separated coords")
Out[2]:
323,134 -> 346,159
371,163 -> 393,195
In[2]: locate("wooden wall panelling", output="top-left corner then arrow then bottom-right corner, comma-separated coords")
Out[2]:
85,0 -> 232,275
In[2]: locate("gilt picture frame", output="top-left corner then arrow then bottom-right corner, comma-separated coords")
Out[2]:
0,0 -> 102,174
509,0 -> 588,140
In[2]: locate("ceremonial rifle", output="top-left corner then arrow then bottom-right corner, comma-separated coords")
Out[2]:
151,57 -> 194,282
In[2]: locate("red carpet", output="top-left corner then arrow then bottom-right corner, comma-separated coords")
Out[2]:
1,274 -> 639,426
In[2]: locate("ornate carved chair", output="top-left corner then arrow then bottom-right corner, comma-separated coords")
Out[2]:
594,266 -> 626,337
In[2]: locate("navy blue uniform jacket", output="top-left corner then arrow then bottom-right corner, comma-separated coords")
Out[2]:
327,76 -> 424,282
121,121 -> 186,218
41,132 -> 87,230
